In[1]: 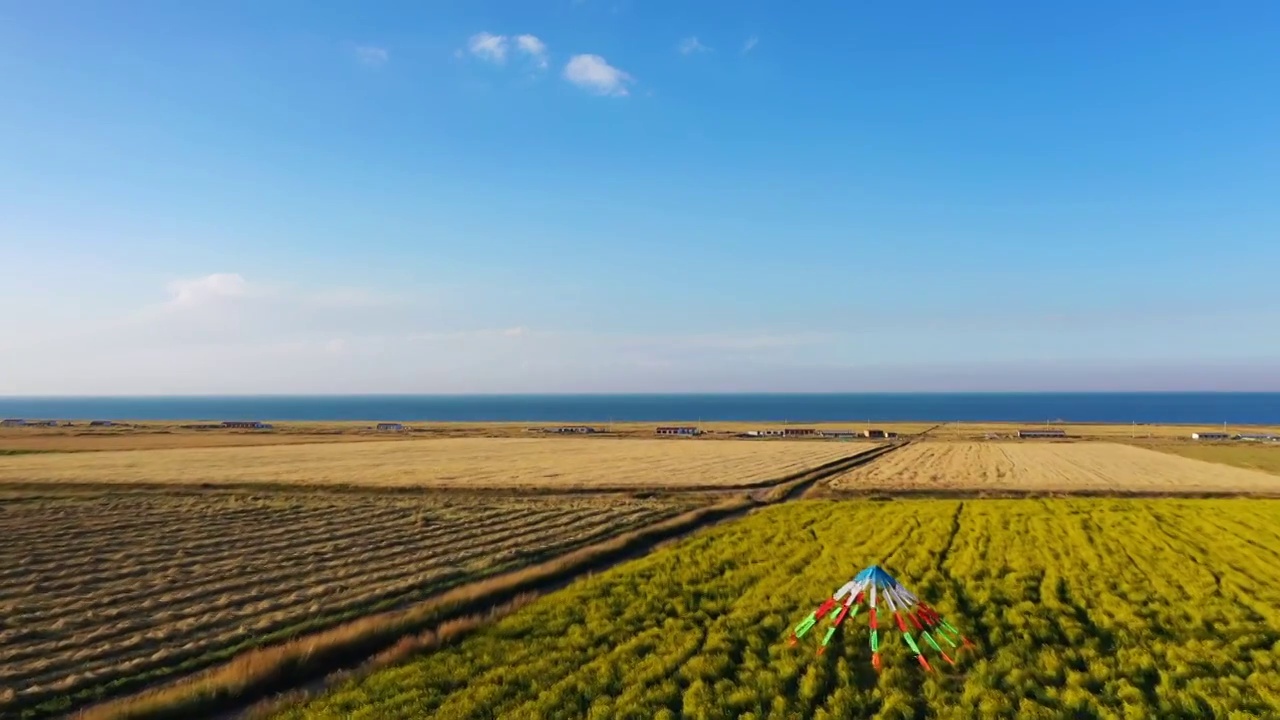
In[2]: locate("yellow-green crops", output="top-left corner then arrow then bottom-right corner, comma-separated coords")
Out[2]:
278,499 -> 1280,719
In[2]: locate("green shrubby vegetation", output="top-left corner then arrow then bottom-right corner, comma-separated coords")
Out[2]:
277,499 -> 1280,719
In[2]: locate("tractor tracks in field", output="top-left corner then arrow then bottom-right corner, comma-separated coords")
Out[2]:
935,501 -> 965,574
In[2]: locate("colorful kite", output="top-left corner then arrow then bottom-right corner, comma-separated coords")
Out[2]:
788,564 -> 976,671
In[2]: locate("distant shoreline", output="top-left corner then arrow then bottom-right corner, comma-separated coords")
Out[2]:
2,392 -> 1279,425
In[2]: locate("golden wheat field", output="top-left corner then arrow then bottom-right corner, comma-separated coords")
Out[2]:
829,441 -> 1280,493
0,489 -> 699,719
0,438 -> 874,489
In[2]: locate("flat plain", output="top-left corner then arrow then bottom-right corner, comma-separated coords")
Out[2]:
0,489 -> 701,719
828,441 -> 1280,494
275,498 -> 1280,719
0,438 -> 875,489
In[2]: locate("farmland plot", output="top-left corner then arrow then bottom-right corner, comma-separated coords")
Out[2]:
0,438 -> 875,489
829,441 -> 1280,493
0,490 -> 697,719
278,499 -> 1280,719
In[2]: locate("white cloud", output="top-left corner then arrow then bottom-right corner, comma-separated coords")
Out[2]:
165,273 -> 252,308
467,32 -> 509,64
354,45 -> 389,66
678,36 -> 711,55
125,274 -> 423,348
515,34 -> 549,69
563,54 -> 633,96
742,35 -> 759,53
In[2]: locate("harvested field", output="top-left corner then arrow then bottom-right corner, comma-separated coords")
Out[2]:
828,441 -> 1280,494
0,489 -> 699,719
0,431 -> 418,453
0,438 -> 876,489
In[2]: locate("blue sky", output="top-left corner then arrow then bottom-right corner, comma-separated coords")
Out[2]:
2,1 -> 1278,394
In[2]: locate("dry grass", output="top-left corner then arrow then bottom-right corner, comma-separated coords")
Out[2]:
0,438 -> 876,488
1141,441 -> 1280,476
0,490 -> 699,719
0,431 -> 415,453
829,441 -> 1280,493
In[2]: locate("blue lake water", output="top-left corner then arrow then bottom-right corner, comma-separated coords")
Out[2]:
0,394 -> 1277,424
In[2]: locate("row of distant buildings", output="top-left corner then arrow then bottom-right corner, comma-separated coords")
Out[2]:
179,421 -> 276,430
738,428 -> 898,439
1190,432 -> 1279,442
527,425 -> 899,438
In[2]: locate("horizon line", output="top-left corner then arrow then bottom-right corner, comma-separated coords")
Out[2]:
3,390 -> 1279,399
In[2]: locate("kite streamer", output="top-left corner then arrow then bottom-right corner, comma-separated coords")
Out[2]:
788,565 -> 976,671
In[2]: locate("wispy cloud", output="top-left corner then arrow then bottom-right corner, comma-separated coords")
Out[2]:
353,45 -> 389,67
467,32 -> 508,64
515,34 -> 549,70
563,54 -> 633,96
164,273 -> 253,308
742,35 -> 759,53
678,36 -> 711,55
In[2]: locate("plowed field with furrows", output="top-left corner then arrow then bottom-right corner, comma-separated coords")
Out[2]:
829,442 -> 1280,493
0,491 -> 697,719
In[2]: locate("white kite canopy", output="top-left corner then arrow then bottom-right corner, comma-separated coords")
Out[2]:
789,564 -> 976,671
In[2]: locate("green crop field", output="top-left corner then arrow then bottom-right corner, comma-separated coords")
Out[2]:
275,499 -> 1280,720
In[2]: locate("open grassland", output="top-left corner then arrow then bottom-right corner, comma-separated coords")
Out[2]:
828,441 -> 1280,494
0,490 -> 700,719
0,438 -> 875,489
1142,442 -> 1280,477
276,498 -> 1280,719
